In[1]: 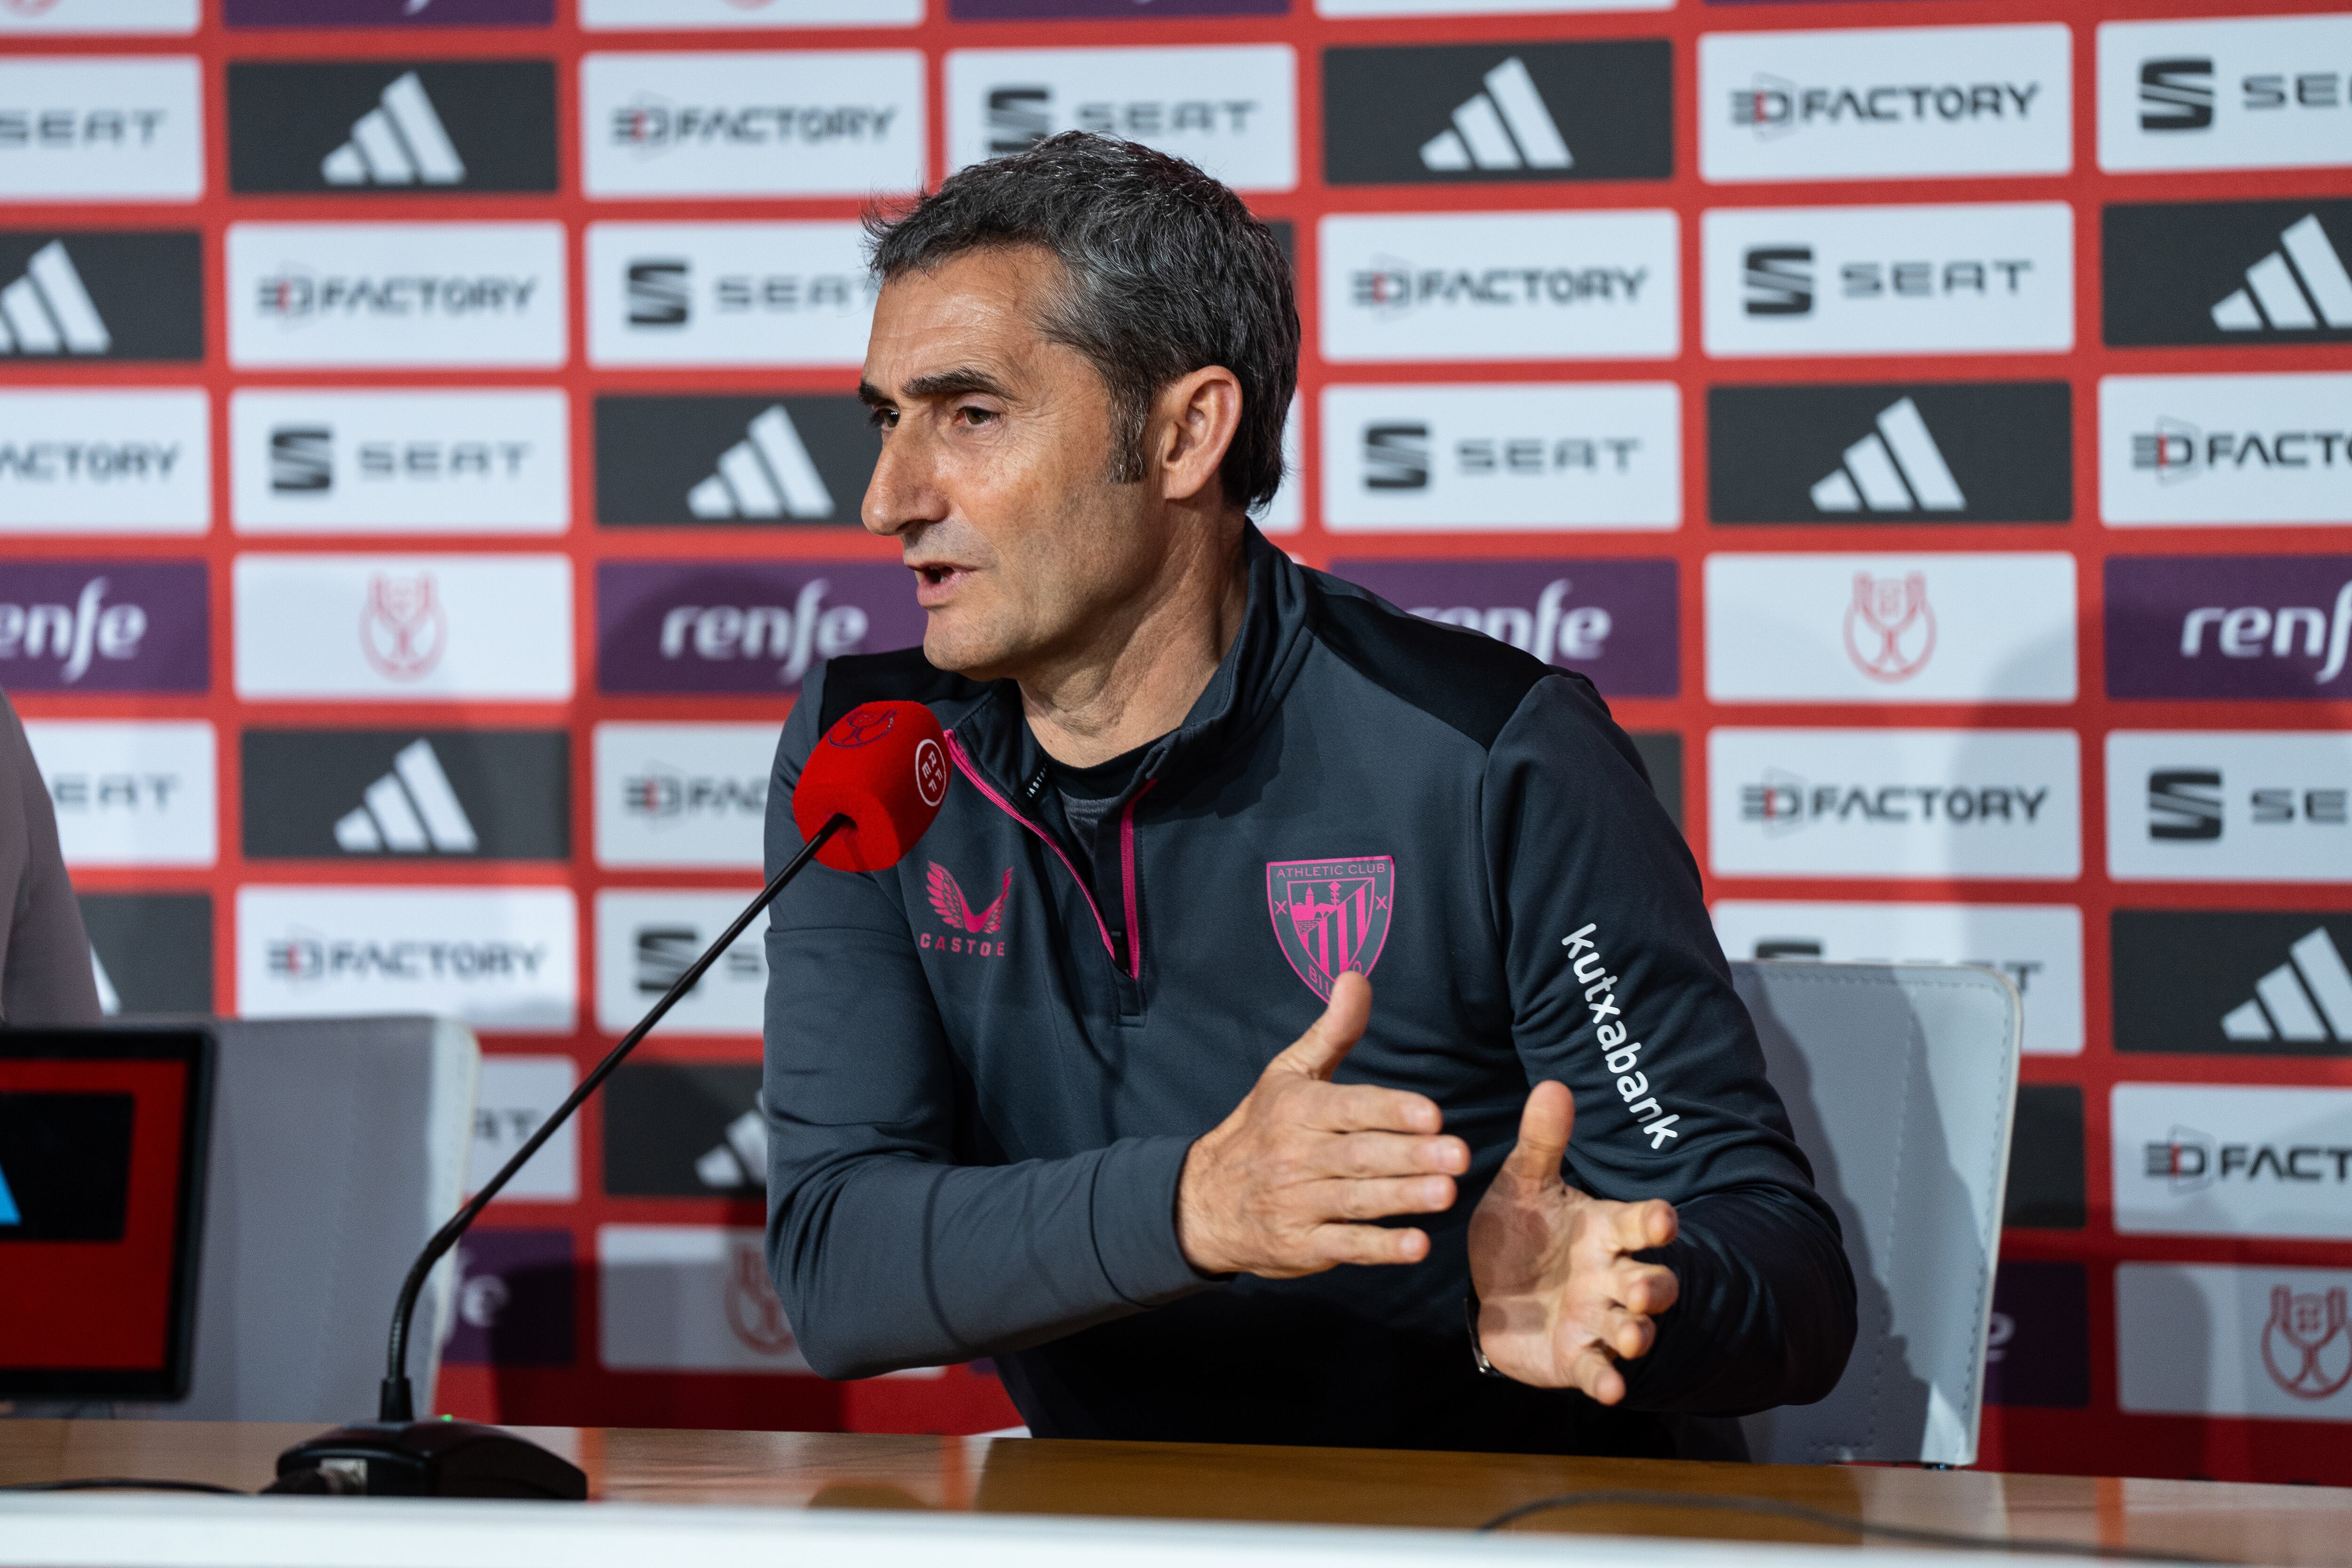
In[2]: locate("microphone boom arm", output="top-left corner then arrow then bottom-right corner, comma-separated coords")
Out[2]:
378,812 -> 850,1423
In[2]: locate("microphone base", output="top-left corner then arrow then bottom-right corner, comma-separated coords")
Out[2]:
273,1419 -> 587,1500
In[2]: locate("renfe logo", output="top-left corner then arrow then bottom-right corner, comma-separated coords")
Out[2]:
1321,40 -> 1671,186
0,561 -> 205,692
2106,555 -> 2352,699
1701,24 -> 2071,183
596,561 -> 923,694
1330,558 -> 1677,698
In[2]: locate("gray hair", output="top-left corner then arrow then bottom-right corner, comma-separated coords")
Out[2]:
865,132 -> 1298,514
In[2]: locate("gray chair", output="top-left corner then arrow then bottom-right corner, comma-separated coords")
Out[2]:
1731,961 -> 2022,1467
157,1016 -> 479,1423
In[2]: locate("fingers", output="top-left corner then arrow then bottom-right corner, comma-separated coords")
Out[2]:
1265,970 -> 1373,1082
1308,1222 -> 1430,1268
1319,1174 -> 1456,1221
1610,1259 -> 1680,1317
1567,1345 -> 1628,1406
1581,1301 -> 1660,1362
1313,1130 -> 1469,1179
1502,1078 -> 1574,1185
1608,1197 -> 1679,1255
1309,1082 -> 1444,1136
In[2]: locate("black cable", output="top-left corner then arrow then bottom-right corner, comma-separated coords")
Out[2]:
1478,1489 -> 2219,1563
2,1477 -> 246,1495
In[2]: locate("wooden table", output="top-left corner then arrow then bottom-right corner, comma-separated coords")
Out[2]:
5,1421 -> 2349,1566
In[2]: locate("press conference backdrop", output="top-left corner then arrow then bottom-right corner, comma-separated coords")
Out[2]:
1,0 -> 2346,1484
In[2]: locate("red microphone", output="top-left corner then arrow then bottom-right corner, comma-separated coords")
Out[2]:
793,699 -> 952,872
298,702 -> 953,1500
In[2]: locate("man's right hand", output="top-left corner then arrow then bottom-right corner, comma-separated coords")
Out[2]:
1176,971 -> 1469,1278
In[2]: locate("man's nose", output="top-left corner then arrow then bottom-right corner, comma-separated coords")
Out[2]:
862,426 -> 948,540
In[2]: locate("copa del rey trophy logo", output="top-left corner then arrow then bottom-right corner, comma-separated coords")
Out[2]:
726,1241 -> 796,1358
360,571 -> 447,682
2262,1284 -> 2352,1401
1843,571 -> 1936,684
1267,856 -> 1394,1002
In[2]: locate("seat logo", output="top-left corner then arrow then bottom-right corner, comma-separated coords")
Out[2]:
2139,58 -> 2215,132
1419,57 -> 1572,173
1266,856 -> 1393,1003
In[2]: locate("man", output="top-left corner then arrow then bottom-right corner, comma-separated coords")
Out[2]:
0,690 -> 100,1026
762,133 -> 1854,1457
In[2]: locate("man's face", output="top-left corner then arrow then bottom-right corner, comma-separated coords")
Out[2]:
859,247 -> 1159,680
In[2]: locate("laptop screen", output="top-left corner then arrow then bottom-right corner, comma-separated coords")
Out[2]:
0,1028 -> 213,1401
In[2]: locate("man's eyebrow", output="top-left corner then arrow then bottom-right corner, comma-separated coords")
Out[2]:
857,381 -> 891,408
900,367 -> 1015,403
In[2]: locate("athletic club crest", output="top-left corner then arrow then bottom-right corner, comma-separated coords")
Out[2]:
1266,856 -> 1394,1002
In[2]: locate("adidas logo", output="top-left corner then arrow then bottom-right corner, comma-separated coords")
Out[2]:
694,1106 -> 767,1191
0,241 -> 110,357
2220,926 -> 2352,1043
332,739 -> 478,853
687,404 -> 836,519
321,71 -> 465,187
1808,397 -> 1964,513
1420,57 -> 1573,173
2211,214 -> 2352,333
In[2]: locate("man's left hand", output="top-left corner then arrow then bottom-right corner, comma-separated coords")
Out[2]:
1465,1080 -> 1680,1401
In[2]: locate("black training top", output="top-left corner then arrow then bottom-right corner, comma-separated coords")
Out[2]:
760,528 -> 1855,1457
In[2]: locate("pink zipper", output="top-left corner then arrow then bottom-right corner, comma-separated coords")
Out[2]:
943,729 -> 1142,979
1118,780 -> 1155,981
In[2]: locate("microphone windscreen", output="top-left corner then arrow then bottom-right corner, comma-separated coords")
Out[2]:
792,700 -> 951,872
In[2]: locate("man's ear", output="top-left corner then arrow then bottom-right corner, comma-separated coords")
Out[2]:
1152,366 -> 1244,506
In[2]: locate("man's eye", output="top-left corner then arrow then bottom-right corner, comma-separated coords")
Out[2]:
866,407 -> 897,430
956,405 -> 997,426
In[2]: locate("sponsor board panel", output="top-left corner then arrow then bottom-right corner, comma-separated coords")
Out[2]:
1322,40 -> 1671,186
446,1228 -> 573,1368
468,1054 -> 577,1203
230,389 -> 566,535
79,891 -> 212,1015
596,560 -> 922,695
1328,557 -> 1678,697
1320,209 -> 1679,363
1707,728 -> 2082,881
0,388 -> 207,534
0,560 -> 207,692
593,394 -> 874,528
0,230 -> 202,362
2119,1264 -> 2352,1419
1984,1261 -> 2091,1409
2105,554 -> 2352,701
2117,1084 -> 2352,1240
2099,15 -> 2352,175
595,890 -> 767,1038
233,553 -> 573,702
945,46 -> 1297,193
2104,199 -> 2352,349
2113,910 -> 2352,1058
593,722 -> 771,870
582,0 -> 919,27
1711,900 -> 2084,1056
227,0 -> 554,22
604,1063 -> 765,1197
2009,1084 -> 2086,1230
0,57 -> 202,201
596,1223 -> 810,1374
225,221 -> 567,370
1707,381 -> 2072,525
2108,731 -> 2352,884
241,728 -> 569,862
586,221 -> 873,369
1320,383 -> 1679,530
2099,374 -> 2352,527
0,0 -> 197,33
225,61 -> 556,194
24,719 -> 214,868
1703,202 -> 2073,358
581,51 -> 924,199
1700,25 -> 2071,183
236,885 -> 578,1034
1705,552 -> 2077,704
